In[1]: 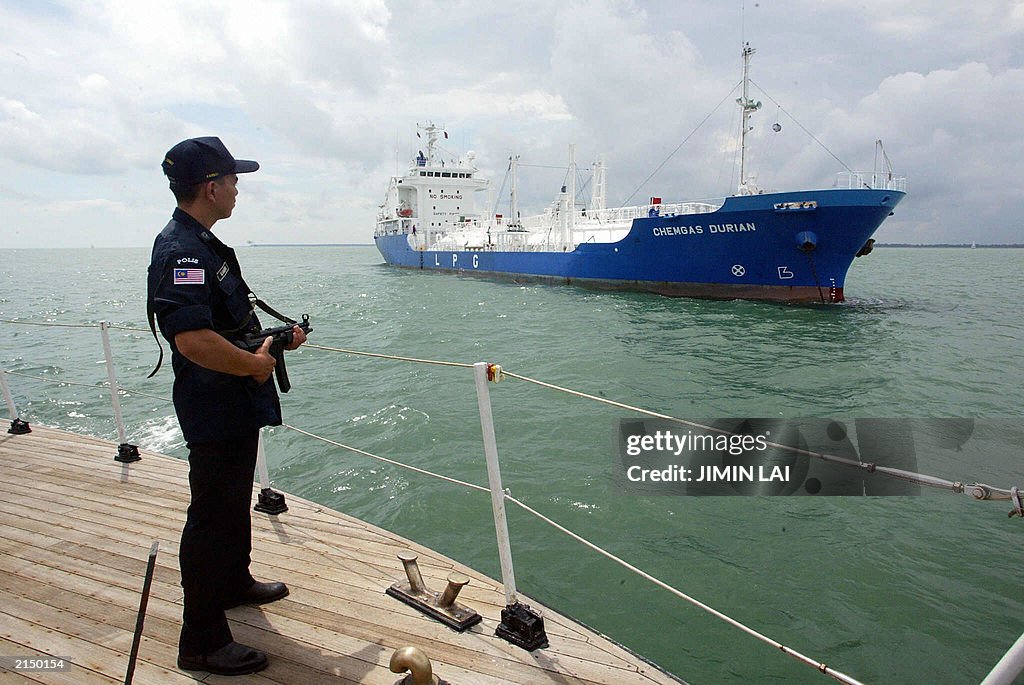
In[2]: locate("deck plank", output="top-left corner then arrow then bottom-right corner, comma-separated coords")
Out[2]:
0,425 -> 685,684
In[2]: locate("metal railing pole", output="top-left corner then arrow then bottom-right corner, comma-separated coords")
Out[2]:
1,370 -> 31,433
1,370 -> 18,420
981,632 -> 1024,685
100,321 -> 139,462
100,321 -> 127,445
474,362 -> 549,651
256,428 -> 272,490
473,362 -> 518,606
253,428 -> 287,514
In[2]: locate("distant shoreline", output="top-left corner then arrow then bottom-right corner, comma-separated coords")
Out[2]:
246,243 -> 374,248
876,243 -> 1024,248
245,242 -> 1024,249
244,242 -> 1024,249
3,242 -> 1021,250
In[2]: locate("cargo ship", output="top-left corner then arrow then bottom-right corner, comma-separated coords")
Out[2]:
373,45 -> 906,303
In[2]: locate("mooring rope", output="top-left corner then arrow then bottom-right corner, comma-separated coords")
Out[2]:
281,423 -> 490,495
304,343 -> 474,369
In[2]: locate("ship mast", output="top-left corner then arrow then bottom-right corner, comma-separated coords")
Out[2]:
567,143 -> 577,245
591,155 -> 606,212
509,154 -> 520,226
736,43 -> 761,194
419,122 -> 442,165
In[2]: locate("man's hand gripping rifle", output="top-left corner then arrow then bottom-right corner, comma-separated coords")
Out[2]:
234,314 -> 311,393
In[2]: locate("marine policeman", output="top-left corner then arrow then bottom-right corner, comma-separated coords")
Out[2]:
147,137 -> 306,676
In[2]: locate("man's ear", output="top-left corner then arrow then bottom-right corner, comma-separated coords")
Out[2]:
201,180 -> 218,202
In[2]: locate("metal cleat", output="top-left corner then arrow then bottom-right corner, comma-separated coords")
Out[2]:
386,551 -> 481,631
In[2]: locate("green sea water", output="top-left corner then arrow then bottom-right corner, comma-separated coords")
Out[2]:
1,245 -> 1023,684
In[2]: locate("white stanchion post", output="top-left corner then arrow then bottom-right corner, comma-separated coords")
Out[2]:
981,632 -> 1024,685
473,362 -> 518,606
100,321 -> 127,444
253,429 -> 287,514
256,428 -> 272,490
100,321 -> 139,462
1,370 -> 17,419
1,370 -> 31,434
474,362 -> 548,651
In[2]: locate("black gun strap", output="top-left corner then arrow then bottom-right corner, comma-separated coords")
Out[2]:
213,290 -> 292,339
213,293 -> 295,339
146,299 -> 164,379
250,294 -> 296,326
146,269 -> 166,379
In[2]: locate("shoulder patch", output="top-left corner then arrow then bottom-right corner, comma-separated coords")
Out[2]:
216,262 -> 229,281
173,268 -> 205,285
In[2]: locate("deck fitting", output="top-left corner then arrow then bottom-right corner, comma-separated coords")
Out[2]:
254,488 -> 288,514
115,443 -> 141,463
496,601 -> 549,651
386,552 -> 482,632
7,418 -> 31,435
389,645 -> 449,685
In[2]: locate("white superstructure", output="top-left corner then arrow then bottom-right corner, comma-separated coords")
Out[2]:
375,122 -> 720,254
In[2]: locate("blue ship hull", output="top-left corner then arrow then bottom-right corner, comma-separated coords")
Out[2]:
375,188 -> 904,303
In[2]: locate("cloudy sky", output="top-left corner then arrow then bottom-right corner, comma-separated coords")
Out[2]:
1,0 -> 1022,248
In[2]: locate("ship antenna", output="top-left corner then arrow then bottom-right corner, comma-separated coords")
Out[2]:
736,42 -> 761,194
418,121 -> 442,166
741,0 -> 746,47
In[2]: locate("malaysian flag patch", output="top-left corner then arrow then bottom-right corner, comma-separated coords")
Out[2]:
173,268 -> 205,285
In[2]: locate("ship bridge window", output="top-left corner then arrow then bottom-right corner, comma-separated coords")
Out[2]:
442,172 -> 451,177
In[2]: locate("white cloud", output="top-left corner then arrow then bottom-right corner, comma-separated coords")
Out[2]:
0,0 -> 1020,246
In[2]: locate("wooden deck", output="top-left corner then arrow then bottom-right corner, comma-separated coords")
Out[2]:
0,425 -> 685,684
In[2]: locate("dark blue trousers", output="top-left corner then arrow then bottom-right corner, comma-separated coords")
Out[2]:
178,431 -> 259,656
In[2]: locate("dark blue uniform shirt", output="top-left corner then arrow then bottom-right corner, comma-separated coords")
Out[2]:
148,208 -> 281,443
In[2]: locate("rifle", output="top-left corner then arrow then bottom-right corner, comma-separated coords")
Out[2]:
234,314 -> 311,393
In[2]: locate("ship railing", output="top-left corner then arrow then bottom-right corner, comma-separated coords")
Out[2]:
374,218 -> 417,237
517,201 -> 721,231
416,198 -> 723,249
836,171 -> 908,192
3,316 -> 1023,685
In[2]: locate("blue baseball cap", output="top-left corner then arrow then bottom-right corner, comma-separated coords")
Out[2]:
161,137 -> 259,186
